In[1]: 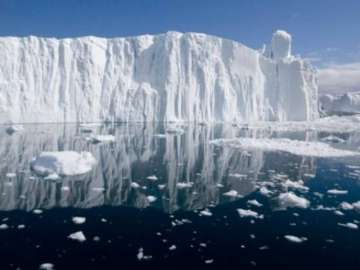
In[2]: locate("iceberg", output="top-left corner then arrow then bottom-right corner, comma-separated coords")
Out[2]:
0,30 -> 318,123
320,92 -> 360,115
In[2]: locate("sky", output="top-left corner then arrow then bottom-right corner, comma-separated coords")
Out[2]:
1,0 -> 360,93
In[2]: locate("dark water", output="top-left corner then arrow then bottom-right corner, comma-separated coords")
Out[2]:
0,123 -> 360,269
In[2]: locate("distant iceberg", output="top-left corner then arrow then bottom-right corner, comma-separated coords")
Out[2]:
0,30 -> 318,123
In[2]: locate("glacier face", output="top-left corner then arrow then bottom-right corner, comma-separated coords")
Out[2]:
0,31 -> 319,123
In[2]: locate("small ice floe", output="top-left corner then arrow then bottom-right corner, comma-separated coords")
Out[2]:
165,126 -> 185,135
259,186 -> 272,196
147,175 -> 158,181
87,135 -> 115,144
0,224 -> 9,230
154,134 -> 167,139
278,192 -> 310,209
169,245 -> 176,251
334,210 -> 344,216
92,187 -> 105,192
247,199 -> 263,207
282,180 -> 309,191
131,182 -> 141,189
5,173 -> 16,178
147,195 -> 157,203
68,231 -> 86,242
44,173 -> 61,180
39,263 -> 55,270
352,201 -> 360,210
17,224 -> 25,229
223,190 -> 239,197
137,248 -> 152,261
158,184 -> 166,190
199,209 -> 213,217
72,217 -> 86,225
176,182 -> 193,189
321,135 -> 345,144
338,222 -> 358,230
31,151 -> 96,176
327,189 -> 348,195
284,235 -> 308,243
33,209 -> 43,214
204,259 -> 214,264
339,202 -> 354,210
229,173 -> 247,178
6,124 -> 24,134
237,209 -> 263,219
61,186 -> 70,192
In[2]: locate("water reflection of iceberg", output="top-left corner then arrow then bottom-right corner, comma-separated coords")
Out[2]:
0,123 -> 316,212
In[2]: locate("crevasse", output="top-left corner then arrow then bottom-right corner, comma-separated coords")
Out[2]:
0,30 -> 318,123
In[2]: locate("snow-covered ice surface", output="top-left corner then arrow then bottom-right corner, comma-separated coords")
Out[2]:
30,151 -> 96,176
0,31 -> 318,124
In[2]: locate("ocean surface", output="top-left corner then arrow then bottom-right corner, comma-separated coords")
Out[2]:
0,122 -> 360,269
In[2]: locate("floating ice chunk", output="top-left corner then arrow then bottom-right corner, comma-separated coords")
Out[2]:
338,222 -> 358,230
334,210 -> 344,216
228,173 -> 247,178
237,209 -> 263,219
130,182 -> 141,189
283,180 -> 309,191
154,134 -> 167,139
31,151 -> 96,176
6,125 -> 24,134
339,202 -> 354,210
247,199 -> 263,207
169,245 -> 176,250
352,201 -> 360,210
92,187 -> 105,192
223,190 -> 239,197
176,182 -> 193,189
87,134 -> 115,143
68,231 -> 86,242
33,209 -> 43,214
321,135 -> 345,144
284,235 -> 307,243
278,192 -> 310,209
137,248 -> 152,261
39,263 -> 55,270
259,186 -> 272,196
72,217 -> 86,225
199,209 -> 213,217
210,138 -> 359,157
147,175 -> 158,181
147,195 -> 157,203
5,173 -> 16,178
44,173 -> 61,180
327,189 -> 348,195
165,126 -> 184,135
0,224 -> 9,230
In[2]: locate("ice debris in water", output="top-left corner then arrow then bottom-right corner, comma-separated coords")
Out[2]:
165,126 -> 185,134
284,235 -> 308,243
199,209 -> 213,217
68,231 -> 86,242
210,138 -> 359,157
31,151 -> 96,176
146,175 -> 158,181
176,182 -> 193,189
72,217 -> 86,225
338,223 -> 359,230
39,263 -> 55,270
87,134 -> 115,143
237,209 -> 264,219
223,190 -> 239,197
147,195 -> 157,203
5,173 -> 16,178
247,200 -> 263,207
130,182 -> 141,189
282,180 -> 309,191
137,248 -> 152,261
327,189 -> 348,195
278,192 -> 310,209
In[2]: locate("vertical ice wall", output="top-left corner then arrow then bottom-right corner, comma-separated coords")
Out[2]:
0,31 -> 319,123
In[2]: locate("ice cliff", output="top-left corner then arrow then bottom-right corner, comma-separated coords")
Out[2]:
0,30 -> 319,123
